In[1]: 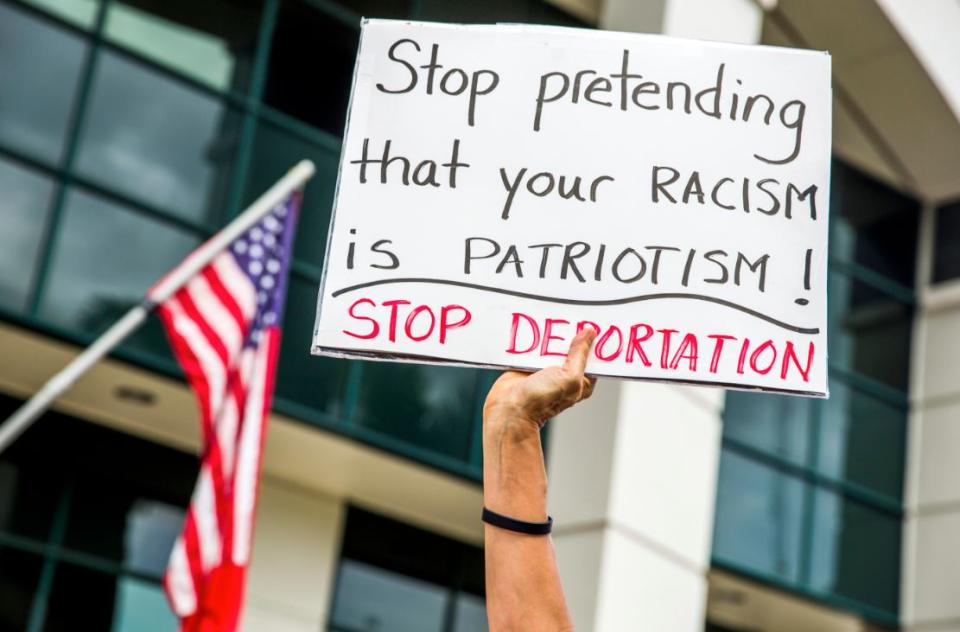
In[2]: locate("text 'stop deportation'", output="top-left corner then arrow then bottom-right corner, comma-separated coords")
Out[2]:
312,19 -> 832,397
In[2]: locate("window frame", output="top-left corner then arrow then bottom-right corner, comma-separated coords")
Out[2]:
713,164 -> 916,627
0,0 -> 543,481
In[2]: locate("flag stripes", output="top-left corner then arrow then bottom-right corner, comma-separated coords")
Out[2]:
155,194 -> 300,632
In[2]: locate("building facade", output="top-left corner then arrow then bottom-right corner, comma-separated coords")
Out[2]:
0,0 -> 957,630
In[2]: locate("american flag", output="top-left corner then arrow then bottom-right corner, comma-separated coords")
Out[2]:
153,192 -> 301,631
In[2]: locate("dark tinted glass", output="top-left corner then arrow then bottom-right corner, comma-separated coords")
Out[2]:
933,199 -> 960,283
75,51 -> 239,224
0,461 -> 62,542
42,562 -> 116,631
58,429 -> 193,568
274,278 -> 349,419
0,547 -> 44,631
712,451 -> 804,583
340,507 -> 476,586
64,488 -> 185,576
452,593 -> 488,632
722,391 -> 810,466
808,491 -> 900,613
417,0 -> 582,24
830,161 -> 919,289
104,0 -> 262,93
0,4 -> 88,163
818,381 -> 905,500
0,398 -> 188,631
339,0 -> 410,17
244,120 -> 340,267
331,507 -> 485,631
353,362 -> 480,461
38,189 -> 199,353
0,158 -> 55,313
264,1 -> 360,136
828,272 -> 913,391
331,559 -> 448,632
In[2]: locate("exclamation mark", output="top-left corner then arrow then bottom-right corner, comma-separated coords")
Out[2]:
795,249 -> 812,305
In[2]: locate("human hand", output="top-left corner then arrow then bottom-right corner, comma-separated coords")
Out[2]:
483,327 -> 598,434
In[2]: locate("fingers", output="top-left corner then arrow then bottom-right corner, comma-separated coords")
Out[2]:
563,327 -> 597,377
580,376 -> 597,401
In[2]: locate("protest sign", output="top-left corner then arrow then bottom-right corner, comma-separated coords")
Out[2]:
312,19 -> 832,396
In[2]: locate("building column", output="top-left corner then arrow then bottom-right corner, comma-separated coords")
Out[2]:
902,202 -> 960,632
548,381 -> 725,631
243,480 -> 345,632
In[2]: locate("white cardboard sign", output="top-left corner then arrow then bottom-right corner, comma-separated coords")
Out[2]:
312,19 -> 832,397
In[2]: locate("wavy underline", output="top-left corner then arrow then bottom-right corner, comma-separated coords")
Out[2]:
330,278 -> 820,335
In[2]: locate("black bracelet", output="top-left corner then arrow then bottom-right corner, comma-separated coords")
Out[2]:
482,507 -> 553,535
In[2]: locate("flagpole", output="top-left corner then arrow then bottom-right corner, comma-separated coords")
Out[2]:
0,160 -> 316,454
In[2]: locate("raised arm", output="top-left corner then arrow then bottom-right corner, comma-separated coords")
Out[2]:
482,327 -> 598,631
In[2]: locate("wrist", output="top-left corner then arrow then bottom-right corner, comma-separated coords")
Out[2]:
482,410 -> 548,521
483,402 -> 542,440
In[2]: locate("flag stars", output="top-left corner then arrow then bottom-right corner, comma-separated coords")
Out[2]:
250,227 -> 263,242
261,275 -> 275,290
264,216 -> 280,232
266,259 -> 280,274
249,244 -> 264,259
263,312 -> 276,325
249,260 -> 263,276
263,233 -> 277,248
233,240 -> 248,255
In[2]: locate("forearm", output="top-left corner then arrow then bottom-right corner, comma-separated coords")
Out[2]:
483,411 -> 572,631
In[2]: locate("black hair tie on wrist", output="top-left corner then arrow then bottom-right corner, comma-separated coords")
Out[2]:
482,507 -> 553,535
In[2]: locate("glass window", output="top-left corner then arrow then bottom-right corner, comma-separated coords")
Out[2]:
22,0 -> 99,28
75,50 -> 240,224
722,391 -> 810,466
0,158 -> 56,313
112,576 -> 178,632
339,0 -> 411,18
104,1 -> 262,93
0,547 -> 44,631
933,199 -> 960,283
828,273 -> 913,391
817,381 -> 905,500
712,451 -> 804,584
417,0 -> 583,24
60,433 -> 193,568
830,161 -> 920,289
452,593 -> 489,632
263,1 -> 360,136
715,161 -> 911,624
331,507 -> 486,632
0,402 -> 192,632
0,461 -> 62,543
43,562 -> 117,631
38,189 -> 200,346
274,278 -> 349,419
331,559 -> 448,632
808,491 -> 900,613
353,363 -> 480,461
122,500 -> 185,577
0,3 -> 88,163
244,120 -> 340,267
